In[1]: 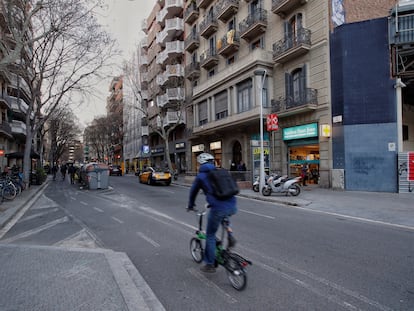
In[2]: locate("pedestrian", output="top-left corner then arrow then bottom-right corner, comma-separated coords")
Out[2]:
237,160 -> 246,171
52,164 -> 58,181
301,163 -> 309,186
187,153 -> 237,273
68,164 -> 75,184
60,164 -> 67,181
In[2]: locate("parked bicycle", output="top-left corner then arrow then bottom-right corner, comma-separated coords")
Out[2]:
0,176 -> 18,201
189,205 -> 252,291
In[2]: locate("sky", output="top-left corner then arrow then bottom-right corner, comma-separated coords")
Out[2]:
73,0 -> 155,127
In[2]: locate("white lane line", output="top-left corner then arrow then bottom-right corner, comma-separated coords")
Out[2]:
80,201 -> 88,206
93,207 -> 104,213
239,208 -> 275,219
20,208 -> 60,222
137,232 -> 160,248
187,268 -> 237,304
111,216 -> 124,224
70,196 -> 76,200
0,216 -> 69,243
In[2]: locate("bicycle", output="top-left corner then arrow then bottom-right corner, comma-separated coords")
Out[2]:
189,205 -> 252,291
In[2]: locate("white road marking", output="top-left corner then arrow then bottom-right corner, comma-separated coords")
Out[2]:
0,217 -> 69,243
137,232 -> 160,248
111,216 -> 124,224
80,201 -> 88,206
187,268 -> 237,304
20,208 -> 60,222
239,208 -> 275,219
93,207 -> 104,213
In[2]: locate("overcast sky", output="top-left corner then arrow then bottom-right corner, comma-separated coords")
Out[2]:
73,0 -> 155,127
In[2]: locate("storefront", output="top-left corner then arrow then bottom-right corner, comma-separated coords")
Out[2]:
191,143 -> 205,171
210,141 -> 222,168
283,123 -> 320,184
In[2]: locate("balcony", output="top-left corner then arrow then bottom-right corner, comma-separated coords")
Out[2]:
11,120 -> 26,138
0,122 -> 12,138
157,0 -> 184,26
199,15 -> 218,39
200,50 -> 219,70
139,55 -> 148,70
141,20 -> 148,34
271,0 -> 307,18
185,62 -> 201,80
239,9 -> 268,41
156,40 -> 184,65
271,88 -> 318,117
156,64 -> 184,86
156,18 -> 184,46
140,37 -> 148,50
197,0 -> 214,9
217,0 -> 239,23
184,2 -> 199,24
184,32 -> 200,53
272,27 -> 311,63
9,95 -> 28,116
141,90 -> 149,100
217,30 -> 240,57
140,72 -> 148,90
141,125 -> 149,136
157,87 -> 185,107
163,110 -> 186,127
0,93 -> 10,109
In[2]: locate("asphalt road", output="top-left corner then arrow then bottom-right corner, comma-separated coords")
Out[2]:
1,175 -> 413,310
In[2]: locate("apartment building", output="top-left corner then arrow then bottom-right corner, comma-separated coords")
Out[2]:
140,0 -> 187,172
0,1 -> 35,171
136,0 -> 413,192
182,0 -> 332,186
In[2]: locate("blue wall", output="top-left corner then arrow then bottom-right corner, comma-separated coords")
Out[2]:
331,18 -> 398,192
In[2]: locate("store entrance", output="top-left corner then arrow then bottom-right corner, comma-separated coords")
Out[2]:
288,144 -> 320,184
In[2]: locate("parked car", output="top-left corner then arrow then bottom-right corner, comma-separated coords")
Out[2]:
109,165 -> 122,176
139,167 -> 171,185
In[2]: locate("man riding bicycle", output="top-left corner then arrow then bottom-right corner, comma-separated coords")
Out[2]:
187,152 -> 237,273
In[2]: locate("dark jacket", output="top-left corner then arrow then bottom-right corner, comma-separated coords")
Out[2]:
188,162 -> 236,210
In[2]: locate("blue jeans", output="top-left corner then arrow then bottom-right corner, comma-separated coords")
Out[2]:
204,206 -> 237,265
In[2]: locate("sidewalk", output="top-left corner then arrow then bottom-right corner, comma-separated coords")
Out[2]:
173,177 -> 414,230
0,180 -> 166,311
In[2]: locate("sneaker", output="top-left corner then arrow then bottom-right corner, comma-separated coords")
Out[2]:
200,264 -> 216,273
228,235 -> 237,248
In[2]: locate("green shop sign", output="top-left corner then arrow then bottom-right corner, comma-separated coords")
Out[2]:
283,123 -> 318,140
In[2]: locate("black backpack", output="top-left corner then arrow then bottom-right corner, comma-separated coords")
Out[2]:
208,168 -> 239,200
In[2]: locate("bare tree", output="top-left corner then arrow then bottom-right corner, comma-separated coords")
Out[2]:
4,0 -> 118,184
84,116 -> 110,162
123,60 -> 186,173
48,106 -> 81,165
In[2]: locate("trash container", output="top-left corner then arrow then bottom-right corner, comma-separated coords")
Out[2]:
84,163 -> 109,190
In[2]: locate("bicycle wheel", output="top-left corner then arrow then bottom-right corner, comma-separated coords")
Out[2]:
226,255 -> 247,291
2,184 -> 17,200
190,238 -> 203,263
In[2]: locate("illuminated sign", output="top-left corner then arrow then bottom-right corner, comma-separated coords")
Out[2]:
210,141 -> 221,150
191,144 -> 204,153
283,123 -> 318,140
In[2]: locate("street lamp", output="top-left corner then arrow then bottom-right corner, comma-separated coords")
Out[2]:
254,69 -> 267,193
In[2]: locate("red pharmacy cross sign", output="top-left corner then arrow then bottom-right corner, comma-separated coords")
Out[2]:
266,113 -> 279,131
408,152 -> 414,181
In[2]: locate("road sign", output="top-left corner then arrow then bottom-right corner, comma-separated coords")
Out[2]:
266,113 -> 278,131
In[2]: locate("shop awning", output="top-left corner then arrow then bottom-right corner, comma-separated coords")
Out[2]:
5,150 -> 40,159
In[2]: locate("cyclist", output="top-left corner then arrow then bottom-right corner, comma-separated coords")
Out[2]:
187,152 -> 237,273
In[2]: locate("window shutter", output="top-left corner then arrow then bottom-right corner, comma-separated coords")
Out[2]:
300,64 -> 307,100
199,101 -> 207,121
215,91 -> 228,113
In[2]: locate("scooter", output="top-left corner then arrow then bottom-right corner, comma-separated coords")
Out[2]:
261,173 -> 301,196
252,174 -> 269,192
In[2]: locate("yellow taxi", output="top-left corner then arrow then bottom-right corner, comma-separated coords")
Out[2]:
138,167 -> 172,186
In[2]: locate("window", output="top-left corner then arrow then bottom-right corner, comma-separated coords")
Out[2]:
403,125 -> 409,141
285,13 -> 303,48
208,69 -> 215,77
237,79 -> 252,113
215,91 -> 228,120
285,65 -> 307,107
227,56 -> 235,65
251,38 -> 263,50
198,101 -> 208,125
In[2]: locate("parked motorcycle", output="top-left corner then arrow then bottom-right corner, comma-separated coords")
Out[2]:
261,174 -> 301,196
252,174 -> 269,192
